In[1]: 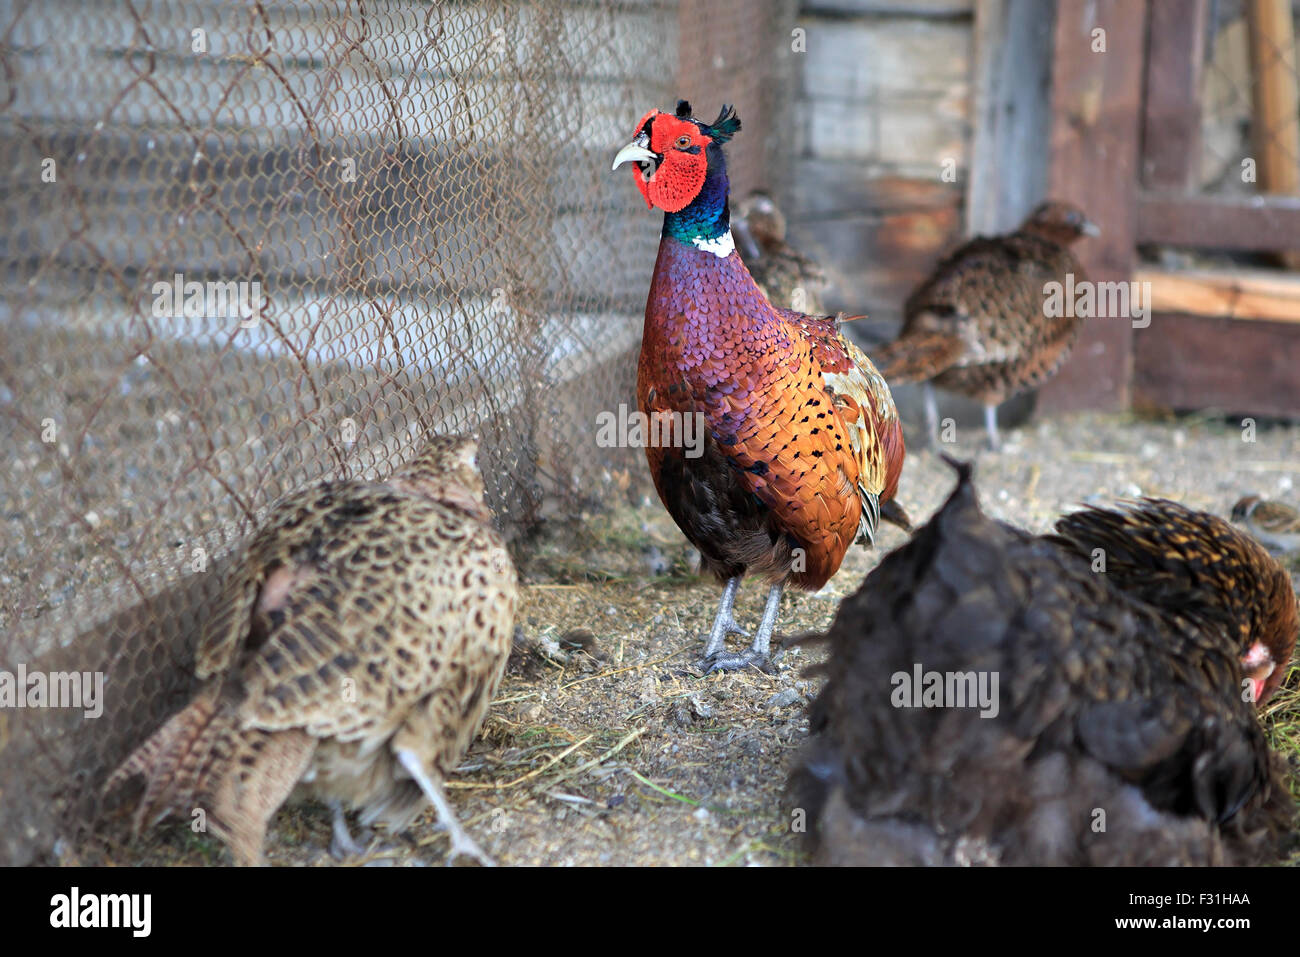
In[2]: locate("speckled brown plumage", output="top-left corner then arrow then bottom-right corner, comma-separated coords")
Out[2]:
732,191 -> 829,315
1052,498 -> 1298,705
104,435 -> 517,866
873,201 -> 1097,448
1233,495 -> 1300,553
791,463 -> 1297,866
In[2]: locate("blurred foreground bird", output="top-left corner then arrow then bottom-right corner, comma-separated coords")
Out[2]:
731,190 -> 829,315
105,435 -> 517,866
791,462 -> 1298,865
1232,495 -> 1300,553
612,101 -> 906,672
872,201 -> 1098,450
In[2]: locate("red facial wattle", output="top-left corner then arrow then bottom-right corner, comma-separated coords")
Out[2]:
617,109 -> 712,213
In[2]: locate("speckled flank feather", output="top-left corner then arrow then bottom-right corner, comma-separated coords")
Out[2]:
638,239 -> 903,591
105,435 -> 517,865
874,202 -> 1093,405
792,465 -> 1296,866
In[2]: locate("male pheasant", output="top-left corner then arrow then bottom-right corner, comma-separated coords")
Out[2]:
612,101 -> 905,672
792,462 -> 1298,866
105,435 -> 516,866
873,201 -> 1098,450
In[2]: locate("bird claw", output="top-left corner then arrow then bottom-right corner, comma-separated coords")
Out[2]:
329,802 -> 375,861
718,614 -> 750,638
702,649 -> 776,675
330,829 -> 372,861
444,830 -> 495,867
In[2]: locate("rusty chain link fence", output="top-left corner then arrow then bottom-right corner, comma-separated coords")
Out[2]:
0,0 -> 798,865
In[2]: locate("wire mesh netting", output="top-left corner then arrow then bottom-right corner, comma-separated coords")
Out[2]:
1197,0 -> 1300,198
0,0 -> 797,865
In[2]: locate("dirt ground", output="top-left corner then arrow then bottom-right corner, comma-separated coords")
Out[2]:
81,409 -> 1300,866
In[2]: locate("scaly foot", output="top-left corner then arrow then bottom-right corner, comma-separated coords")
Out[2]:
328,800 -> 374,861
702,647 -> 776,675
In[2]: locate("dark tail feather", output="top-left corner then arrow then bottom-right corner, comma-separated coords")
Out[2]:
872,332 -> 965,384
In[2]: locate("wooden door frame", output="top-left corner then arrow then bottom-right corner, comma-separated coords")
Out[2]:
1040,0 -> 1300,416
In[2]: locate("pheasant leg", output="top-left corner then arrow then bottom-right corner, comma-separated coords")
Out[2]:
397,748 -> 494,866
700,575 -> 749,660
704,582 -> 783,674
923,382 -> 940,449
983,404 -> 1001,451
328,799 -> 372,860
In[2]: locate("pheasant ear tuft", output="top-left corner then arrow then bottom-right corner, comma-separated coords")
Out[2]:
675,99 -> 693,118
705,104 -> 741,143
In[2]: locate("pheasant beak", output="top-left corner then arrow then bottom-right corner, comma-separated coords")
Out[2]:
611,136 -> 659,174
1079,219 -> 1101,237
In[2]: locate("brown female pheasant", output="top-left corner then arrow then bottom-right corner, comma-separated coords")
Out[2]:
1232,495 -> 1300,553
792,463 -> 1298,866
731,190 -> 829,315
612,101 -> 905,672
105,435 -> 516,866
873,201 -> 1098,449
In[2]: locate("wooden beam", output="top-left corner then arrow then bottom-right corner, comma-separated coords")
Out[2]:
1141,0 -> 1208,190
676,0 -> 772,196
1037,0 -> 1146,413
1247,0 -> 1300,197
1136,191 -> 1300,249
1133,312 -> 1300,416
1135,266 -> 1300,322
1247,0 -> 1300,268
966,0 -> 1056,235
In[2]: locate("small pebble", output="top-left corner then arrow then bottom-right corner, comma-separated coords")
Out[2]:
765,688 -> 801,710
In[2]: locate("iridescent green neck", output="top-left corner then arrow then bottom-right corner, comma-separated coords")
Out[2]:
662,161 -> 730,246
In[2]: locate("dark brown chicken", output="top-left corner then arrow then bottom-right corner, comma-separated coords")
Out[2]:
872,201 -> 1098,449
105,435 -> 517,866
731,191 -> 829,316
791,462 -> 1297,866
1053,497 -> 1297,706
